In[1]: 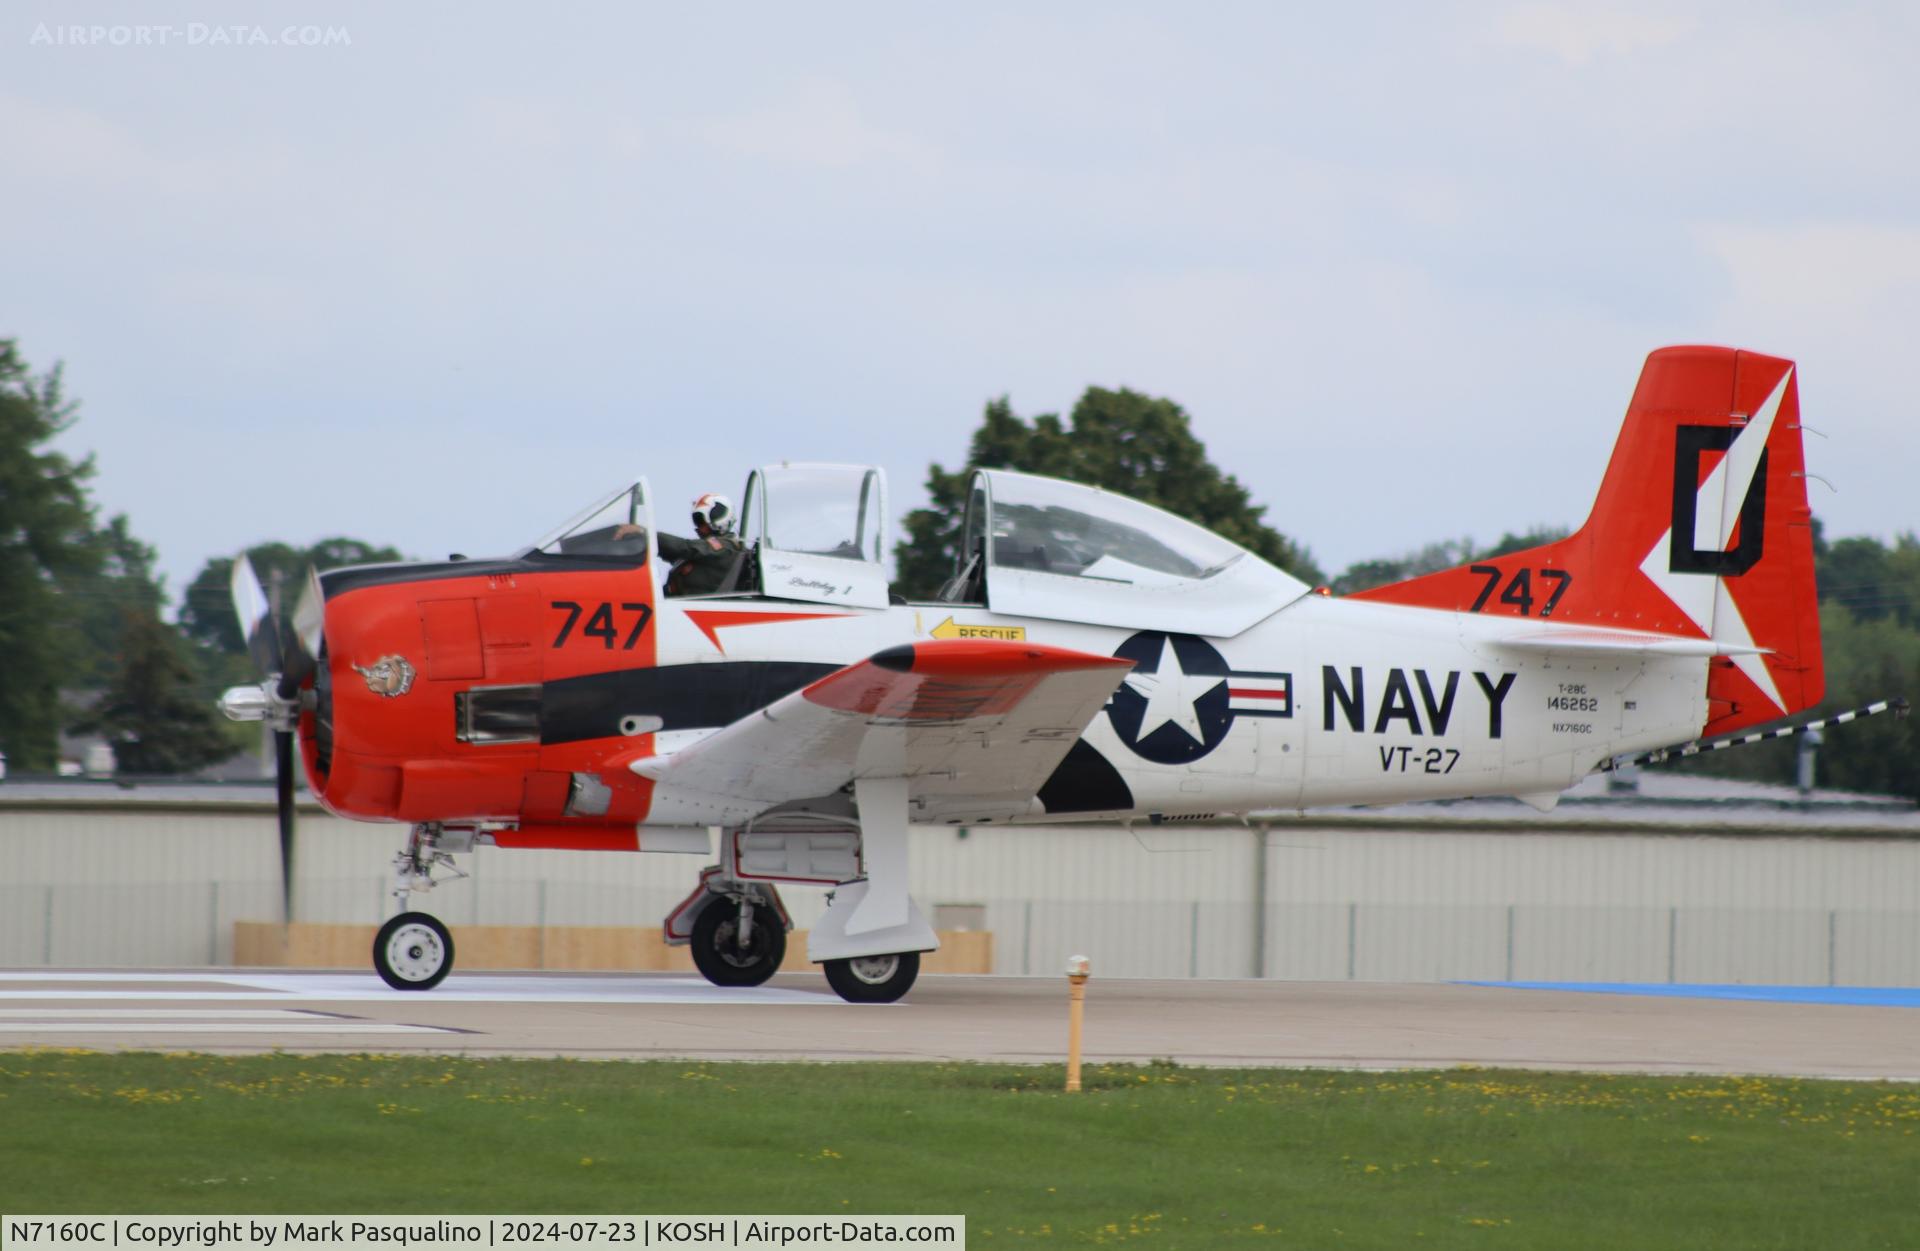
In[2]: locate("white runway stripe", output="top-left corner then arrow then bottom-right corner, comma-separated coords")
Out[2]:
0,1022 -> 454,1034
0,1008 -> 331,1019
0,971 -> 841,1005
0,1005 -> 463,1035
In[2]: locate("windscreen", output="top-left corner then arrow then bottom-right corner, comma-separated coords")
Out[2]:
524,482 -> 650,562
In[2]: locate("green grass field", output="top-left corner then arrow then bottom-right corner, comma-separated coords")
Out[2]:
2,1050 -> 1917,1248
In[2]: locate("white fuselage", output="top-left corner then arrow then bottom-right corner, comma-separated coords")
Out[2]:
647,591 -> 1708,822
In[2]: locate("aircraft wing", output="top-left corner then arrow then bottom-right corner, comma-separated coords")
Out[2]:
623,640 -> 1135,826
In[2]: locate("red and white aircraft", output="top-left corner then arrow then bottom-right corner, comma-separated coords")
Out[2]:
224,345 -> 1827,1001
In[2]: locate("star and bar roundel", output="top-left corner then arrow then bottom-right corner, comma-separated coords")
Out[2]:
1105,631 -> 1292,764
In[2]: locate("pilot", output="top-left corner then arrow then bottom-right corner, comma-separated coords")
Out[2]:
658,493 -> 745,596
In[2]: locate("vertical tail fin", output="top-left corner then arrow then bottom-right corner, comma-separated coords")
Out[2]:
1350,345 -> 1825,735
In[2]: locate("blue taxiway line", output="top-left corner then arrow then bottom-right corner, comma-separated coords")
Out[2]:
1465,982 -> 1920,1009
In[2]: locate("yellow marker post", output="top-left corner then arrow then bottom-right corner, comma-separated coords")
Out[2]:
1065,954 -> 1090,1092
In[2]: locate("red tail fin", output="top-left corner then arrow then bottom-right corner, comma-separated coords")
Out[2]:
1350,346 -> 1824,736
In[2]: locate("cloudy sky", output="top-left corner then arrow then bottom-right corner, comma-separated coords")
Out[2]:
6,1 -> 1918,602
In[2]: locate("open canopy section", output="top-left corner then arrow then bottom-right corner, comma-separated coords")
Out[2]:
740,462 -> 892,609
522,479 -> 654,565
959,469 -> 1308,635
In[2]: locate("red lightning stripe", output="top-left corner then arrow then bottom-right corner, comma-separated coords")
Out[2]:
683,610 -> 850,653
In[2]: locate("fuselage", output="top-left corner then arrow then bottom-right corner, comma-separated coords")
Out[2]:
303,560 -> 1707,833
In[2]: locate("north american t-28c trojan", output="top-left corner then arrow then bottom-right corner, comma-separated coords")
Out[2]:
222,345 -> 1853,1001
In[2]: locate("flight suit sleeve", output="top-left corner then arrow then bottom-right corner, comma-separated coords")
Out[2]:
657,532 -> 700,563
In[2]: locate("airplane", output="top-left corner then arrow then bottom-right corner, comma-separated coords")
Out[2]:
221,344 -> 1853,1002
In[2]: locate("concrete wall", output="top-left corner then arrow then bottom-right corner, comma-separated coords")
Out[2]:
3,803 -> 1918,984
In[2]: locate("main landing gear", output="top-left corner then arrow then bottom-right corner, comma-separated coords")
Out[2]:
822,952 -> 920,1004
373,823 -> 468,991
666,866 -> 928,1003
687,888 -> 788,987
673,783 -> 937,1003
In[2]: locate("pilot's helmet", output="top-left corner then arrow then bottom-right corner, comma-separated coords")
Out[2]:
691,492 -> 735,535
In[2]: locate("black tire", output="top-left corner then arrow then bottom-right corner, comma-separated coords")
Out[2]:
823,952 -> 920,1004
689,896 -> 787,988
373,911 -> 454,991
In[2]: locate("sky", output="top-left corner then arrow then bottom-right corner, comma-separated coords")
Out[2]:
5,1 -> 1919,606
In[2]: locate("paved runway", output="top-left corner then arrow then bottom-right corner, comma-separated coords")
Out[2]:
2,969 -> 1916,1080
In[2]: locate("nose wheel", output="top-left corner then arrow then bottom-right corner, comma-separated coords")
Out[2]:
373,911 -> 454,990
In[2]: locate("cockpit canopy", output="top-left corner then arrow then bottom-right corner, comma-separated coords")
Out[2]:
520,465 -> 1306,634
945,469 -> 1308,636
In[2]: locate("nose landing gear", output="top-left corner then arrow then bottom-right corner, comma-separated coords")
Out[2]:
373,911 -> 454,990
372,823 -> 469,990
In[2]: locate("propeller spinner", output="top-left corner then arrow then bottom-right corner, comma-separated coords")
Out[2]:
217,554 -> 322,921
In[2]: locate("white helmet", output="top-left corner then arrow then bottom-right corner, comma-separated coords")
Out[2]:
691,492 -> 735,535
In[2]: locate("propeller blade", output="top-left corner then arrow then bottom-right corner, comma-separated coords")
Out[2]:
277,565 -> 325,698
293,564 -> 324,658
275,728 -> 296,922
229,554 -> 283,676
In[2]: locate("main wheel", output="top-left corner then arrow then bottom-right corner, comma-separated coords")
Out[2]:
373,911 -> 454,990
689,896 -> 787,987
823,952 -> 920,1003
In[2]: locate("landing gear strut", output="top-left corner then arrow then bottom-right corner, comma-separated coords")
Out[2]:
373,823 -> 469,991
803,783 -> 937,1004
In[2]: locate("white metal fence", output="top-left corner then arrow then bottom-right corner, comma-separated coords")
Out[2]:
3,803 -> 1919,985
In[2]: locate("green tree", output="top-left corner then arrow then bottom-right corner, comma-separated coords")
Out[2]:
894,389 -> 1322,599
0,341 -> 103,771
1330,538 -> 1475,596
62,514 -> 166,687
1330,528 -> 1570,595
1476,526 -> 1574,561
1807,604 -> 1920,798
72,605 -> 234,775
179,538 -> 405,657
1814,530 -> 1920,630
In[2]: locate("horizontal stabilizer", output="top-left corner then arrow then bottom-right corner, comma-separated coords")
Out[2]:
1493,627 -> 1770,658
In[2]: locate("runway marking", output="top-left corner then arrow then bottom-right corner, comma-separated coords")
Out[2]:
0,1022 -> 456,1034
0,1008 -> 340,1018
0,971 -> 843,1005
0,1006 -> 464,1036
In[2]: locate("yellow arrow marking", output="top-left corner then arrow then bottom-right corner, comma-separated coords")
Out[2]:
930,616 -> 1027,642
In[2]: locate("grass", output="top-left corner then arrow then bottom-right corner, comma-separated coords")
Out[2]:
1,1051 -> 1918,1248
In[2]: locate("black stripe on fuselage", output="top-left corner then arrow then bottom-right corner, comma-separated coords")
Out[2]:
539,661 -> 839,744
320,552 -> 646,599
